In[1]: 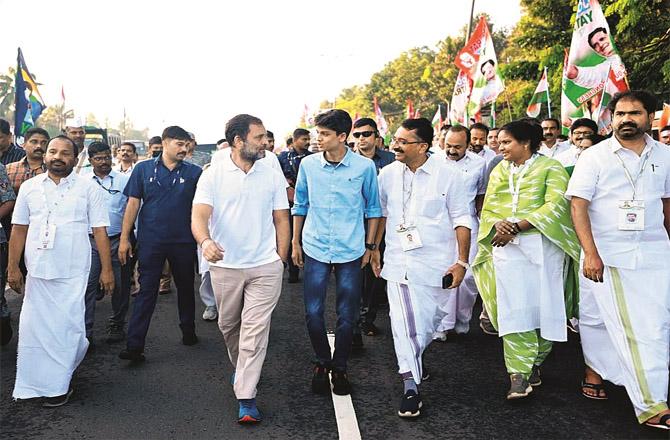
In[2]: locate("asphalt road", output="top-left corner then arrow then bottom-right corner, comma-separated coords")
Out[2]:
1,273 -> 667,440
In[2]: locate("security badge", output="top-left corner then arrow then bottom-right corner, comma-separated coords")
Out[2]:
618,200 -> 644,231
38,223 -> 56,250
396,224 -> 423,251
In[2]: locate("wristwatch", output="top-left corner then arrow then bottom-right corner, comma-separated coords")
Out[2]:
365,243 -> 377,251
456,260 -> 470,270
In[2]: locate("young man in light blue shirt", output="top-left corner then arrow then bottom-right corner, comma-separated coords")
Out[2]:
83,142 -> 131,344
291,109 -> 382,396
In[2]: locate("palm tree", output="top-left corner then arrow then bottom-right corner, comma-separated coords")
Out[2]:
0,67 -> 16,121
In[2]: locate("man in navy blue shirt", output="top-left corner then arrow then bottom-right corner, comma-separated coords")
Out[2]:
118,126 -> 202,362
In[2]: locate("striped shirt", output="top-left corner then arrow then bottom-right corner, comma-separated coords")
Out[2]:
0,144 -> 26,165
5,157 -> 46,194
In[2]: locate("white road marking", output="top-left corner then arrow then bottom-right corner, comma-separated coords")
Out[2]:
327,333 -> 362,440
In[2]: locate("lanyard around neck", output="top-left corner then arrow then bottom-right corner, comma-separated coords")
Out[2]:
508,154 -> 537,216
40,175 -> 75,224
401,166 -> 416,226
613,145 -> 651,201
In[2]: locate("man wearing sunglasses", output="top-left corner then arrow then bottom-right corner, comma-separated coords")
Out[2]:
351,119 -> 394,345
82,142 -> 132,345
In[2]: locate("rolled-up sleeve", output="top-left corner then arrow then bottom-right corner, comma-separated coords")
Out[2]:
565,152 -> 598,201
362,162 -> 382,218
291,162 -> 309,216
447,173 -> 472,229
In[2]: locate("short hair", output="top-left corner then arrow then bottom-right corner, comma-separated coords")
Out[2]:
148,136 -> 163,146
500,120 -> 543,153
447,125 -> 471,146
587,27 -> 607,49
607,90 -> 657,116
225,114 -> 264,145
24,127 -> 49,141
162,126 -> 191,142
570,118 -> 598,134
286,137 -> 293,146
584,133 -> 605,145
48,135 -> 79,157
400,118 -> 433,145
470,122 -> 489,136
440,124 -> 452,133
314,109 -> 352,138
266,130 -> 274,139
353,117 -> 378,133
661,125 -> 670,132
88,141 -> 111,158
0,118 -> 10,135
480,59 -> 495,74
120,141 -> 137,153
216,138 -> 228,146
541,118 -> 560,129
293,128 -> 310,139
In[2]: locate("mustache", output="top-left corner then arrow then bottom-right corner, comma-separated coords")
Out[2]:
619,122 -> 638,128
33,149 -> 44,154
393,148 -> 404,153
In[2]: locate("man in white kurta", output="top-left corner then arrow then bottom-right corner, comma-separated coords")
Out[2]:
8,136 -> 111,405
372,119 -> 471,418
566,91 -> 670,429
435,127 -> 487,339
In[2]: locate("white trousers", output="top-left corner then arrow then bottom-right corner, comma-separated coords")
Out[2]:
581,264 -> 670,423
13,275 -> 89,398
388,281 -> 445,384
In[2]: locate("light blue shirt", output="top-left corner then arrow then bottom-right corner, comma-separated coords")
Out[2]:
83,169 -> 130,236
292,149 -> 382,263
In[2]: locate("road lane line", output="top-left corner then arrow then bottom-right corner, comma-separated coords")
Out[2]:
327,333 -> 362,440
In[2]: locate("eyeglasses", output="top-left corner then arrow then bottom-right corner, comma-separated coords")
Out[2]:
572,131 -> 593,136
391,137 -> 424,147
352,131 -> 376,139
90,155 -> 112,163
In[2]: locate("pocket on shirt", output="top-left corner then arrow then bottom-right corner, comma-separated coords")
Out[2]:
418,197 -> 444,220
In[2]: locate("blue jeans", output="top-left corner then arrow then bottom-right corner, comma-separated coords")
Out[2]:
303,254 -> 362,372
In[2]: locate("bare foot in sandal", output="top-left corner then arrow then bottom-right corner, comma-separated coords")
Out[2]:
581,366 -> 607,400
644,410 -> 670,430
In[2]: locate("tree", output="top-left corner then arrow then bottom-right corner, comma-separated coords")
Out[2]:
0,67 -> 16,123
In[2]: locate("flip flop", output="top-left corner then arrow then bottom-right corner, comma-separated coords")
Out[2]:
644,414 -> 670,430
580,380 -> 608,400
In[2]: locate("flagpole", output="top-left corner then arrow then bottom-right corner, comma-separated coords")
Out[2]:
544,67 -> 552,118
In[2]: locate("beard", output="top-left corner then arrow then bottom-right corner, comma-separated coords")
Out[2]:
240,144 -> 265,163
47,160 -> 74,176
615,122 -> 645,140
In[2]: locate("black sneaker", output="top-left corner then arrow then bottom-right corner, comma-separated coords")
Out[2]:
312,364 -> 330,395
398,389 -> 422,418
0,316 -> 13,346
106,324 -> 126,343
529,366 -> 542,387
42,387 -> 74,408
360,322 -> 378,336
507,373 -> 533,400
331,370 -> 351,396
182,329 -> 198,346
119,348 -> 145,362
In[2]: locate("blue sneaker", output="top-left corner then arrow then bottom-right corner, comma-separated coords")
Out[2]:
238,399 -> 262,424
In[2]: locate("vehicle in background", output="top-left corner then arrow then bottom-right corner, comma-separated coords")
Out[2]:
191,143 -> 216,167
124,139 -> 147,158
83,127 -> 122,149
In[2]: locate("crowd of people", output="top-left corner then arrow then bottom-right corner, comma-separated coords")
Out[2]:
0,89 -> 669,430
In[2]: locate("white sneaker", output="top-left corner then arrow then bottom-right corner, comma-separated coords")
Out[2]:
432,331 -> 447,342
202,306 -> 218,321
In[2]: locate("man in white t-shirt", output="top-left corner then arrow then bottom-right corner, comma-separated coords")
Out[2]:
192,114 -> 290,424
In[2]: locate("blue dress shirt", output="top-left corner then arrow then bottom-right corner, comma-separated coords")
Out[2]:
84,169 -> 129,236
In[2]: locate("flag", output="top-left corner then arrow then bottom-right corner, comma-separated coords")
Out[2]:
595,65 -> 628,135
302,104 -> 315,128
526,68 -> 550,118
467,18 -> 505,117
14,48 -> 46,137
450,70 -> 470,126
373,97 -> 389,137
659,103 -> 670,131
431,106 -> 442,131
61,84 -> 65,103
455,17 -> 489,79
406,100 -> 415,119
560,0 -> 627,133
353,112 -> 360,127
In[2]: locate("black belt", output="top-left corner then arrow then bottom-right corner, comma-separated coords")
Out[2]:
89,233 -> 121,240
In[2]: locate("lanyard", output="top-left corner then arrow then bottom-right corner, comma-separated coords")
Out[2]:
401,166 -> 416,226
93,174 -> 120,195
613,146 -> 651,201
508,154 -> 537,216
152,160 -> 181,188
40,175 -> 75,225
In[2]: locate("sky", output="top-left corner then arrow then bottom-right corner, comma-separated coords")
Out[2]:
2,0 -> 521,142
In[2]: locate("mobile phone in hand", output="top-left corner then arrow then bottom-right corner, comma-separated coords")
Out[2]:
442,273 -> 454,289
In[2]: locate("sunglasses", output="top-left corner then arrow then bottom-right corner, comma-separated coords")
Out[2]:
352,131 -> 376,138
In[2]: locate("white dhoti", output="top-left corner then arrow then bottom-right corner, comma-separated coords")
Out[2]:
388,281 -> 445,384
492,233 -> 567,342
13,275 -> 89,399
437,221 -> 479,334
581,263 -> 670,423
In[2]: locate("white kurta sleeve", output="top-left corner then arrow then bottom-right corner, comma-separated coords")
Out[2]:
11,185 -> 30,226
88,182 -> 110,228
378,168 -> 389,218
447,173 -> 472,229
565,151 -> 598,201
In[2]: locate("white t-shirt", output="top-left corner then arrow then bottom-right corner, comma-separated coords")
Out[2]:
565,135 -> 670,270
193,152 -> 289,269
211,147 -> 283,173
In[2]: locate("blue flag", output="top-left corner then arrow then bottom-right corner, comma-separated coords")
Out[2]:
14,48 -> 45,137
